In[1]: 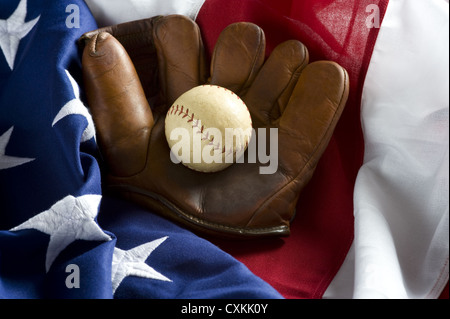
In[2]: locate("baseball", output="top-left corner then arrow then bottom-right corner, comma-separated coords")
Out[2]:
165,85 -> 253,172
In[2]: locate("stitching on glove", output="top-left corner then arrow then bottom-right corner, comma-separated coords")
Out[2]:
110,184 -> 289,236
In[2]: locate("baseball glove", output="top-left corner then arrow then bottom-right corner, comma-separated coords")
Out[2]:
80,15 -> 349,238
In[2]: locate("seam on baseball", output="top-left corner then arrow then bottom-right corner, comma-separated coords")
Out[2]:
166,87 -> 249,155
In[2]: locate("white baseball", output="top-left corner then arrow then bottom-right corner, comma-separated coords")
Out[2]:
165,85 -> 253,172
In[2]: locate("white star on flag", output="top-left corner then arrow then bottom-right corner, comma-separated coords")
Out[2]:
0,0 -> 40,70
10,194 -> 111,272
0,126 -> 35,170
112,237 -> 172,294
52,70 -> 96,143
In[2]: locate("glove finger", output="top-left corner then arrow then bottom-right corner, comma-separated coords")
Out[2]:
243,40 -> 309,127
82,32 -> 154,177
278,61 -> 349,166
209,22 -> 265,94
80,17 -> 160,102
153,15 -> 208,107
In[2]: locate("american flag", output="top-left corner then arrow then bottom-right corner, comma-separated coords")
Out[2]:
1,0 -> 448,300
0,0 -> 282,299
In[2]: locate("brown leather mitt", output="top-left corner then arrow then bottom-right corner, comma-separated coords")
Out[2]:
81,15 -> 349,238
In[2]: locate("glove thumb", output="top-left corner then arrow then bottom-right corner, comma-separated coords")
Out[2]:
82,32 -> 154,177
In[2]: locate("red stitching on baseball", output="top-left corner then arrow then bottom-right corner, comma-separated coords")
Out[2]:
168,104 -> 226,154
167,89 -> 250,157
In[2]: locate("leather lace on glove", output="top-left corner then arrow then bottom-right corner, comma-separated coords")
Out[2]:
80,15 -> 349,238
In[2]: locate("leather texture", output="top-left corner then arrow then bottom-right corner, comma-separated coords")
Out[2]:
81,15 -> 349,238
